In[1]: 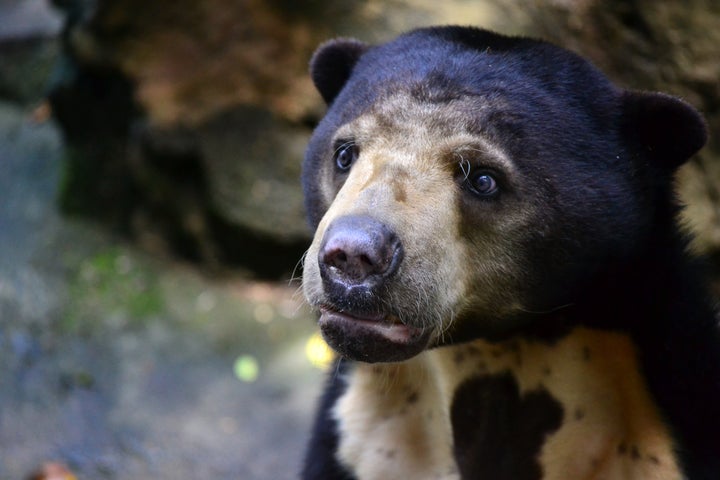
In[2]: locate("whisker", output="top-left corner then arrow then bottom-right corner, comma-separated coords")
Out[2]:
333,140 -> 356,156
331,358 -> 343,381
456,152 -> 471,181
289,250 -> 310,287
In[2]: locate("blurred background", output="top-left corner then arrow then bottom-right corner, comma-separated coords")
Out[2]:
0,0 -> 718,478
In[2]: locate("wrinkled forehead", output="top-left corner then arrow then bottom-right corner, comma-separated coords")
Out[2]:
334,89 -> 513,155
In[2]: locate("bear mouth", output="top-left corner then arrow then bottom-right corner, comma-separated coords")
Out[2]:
318,306 -> 431,363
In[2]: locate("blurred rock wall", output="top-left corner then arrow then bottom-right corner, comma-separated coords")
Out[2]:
40,0 -> 720,278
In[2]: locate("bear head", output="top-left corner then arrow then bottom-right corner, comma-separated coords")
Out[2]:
301,27 -> 707,363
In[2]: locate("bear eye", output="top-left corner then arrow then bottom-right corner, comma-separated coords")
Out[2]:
333,142 -> 358,172
467,171 -> 499,197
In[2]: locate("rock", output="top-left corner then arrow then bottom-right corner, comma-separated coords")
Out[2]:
0,0 -> 63,104
196,107 -> 309,241
0,0 -> 63,40
124,112 -> 312,277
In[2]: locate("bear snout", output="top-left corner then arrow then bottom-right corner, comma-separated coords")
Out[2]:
318,215 -> 403,291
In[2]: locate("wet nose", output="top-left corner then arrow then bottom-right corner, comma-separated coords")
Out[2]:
319,215 -> 403,285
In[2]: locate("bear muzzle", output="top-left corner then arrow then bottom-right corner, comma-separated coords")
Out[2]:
315,215 -> 431,362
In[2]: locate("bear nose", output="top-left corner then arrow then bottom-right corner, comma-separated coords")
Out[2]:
319,215 -> 403,285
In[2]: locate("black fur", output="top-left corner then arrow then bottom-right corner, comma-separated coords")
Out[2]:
310,39 -> 369,106
302,359 -> 357,480
451,373 -> 564,479
301,26 -> 720,479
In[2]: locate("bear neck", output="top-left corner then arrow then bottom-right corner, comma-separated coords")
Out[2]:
577,203 -> 715,337
545,208 -> 720,476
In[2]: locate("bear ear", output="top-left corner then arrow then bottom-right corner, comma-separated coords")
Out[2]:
310,38 -> 369,105
621,91 -> 707,169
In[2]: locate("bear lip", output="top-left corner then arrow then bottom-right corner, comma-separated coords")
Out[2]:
318,306 -> 431,363
319,307 -> 415,341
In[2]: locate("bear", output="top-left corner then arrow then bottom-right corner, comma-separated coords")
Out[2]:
299,26 -> 720,480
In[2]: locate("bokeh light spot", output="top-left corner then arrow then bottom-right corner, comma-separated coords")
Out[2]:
233,355 -> 259,382
305,332 -> 335,370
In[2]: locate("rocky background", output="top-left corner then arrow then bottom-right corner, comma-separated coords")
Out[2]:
0,0 -> 718,479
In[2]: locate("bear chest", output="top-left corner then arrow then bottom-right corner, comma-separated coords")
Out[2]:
332,327 -> 682,480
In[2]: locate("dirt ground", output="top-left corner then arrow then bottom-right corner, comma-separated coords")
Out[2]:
0,101 -> 325,479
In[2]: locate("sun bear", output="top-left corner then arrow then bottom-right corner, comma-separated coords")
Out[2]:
299,26 -> 720,480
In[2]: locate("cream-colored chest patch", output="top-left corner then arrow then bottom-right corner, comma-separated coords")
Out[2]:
333,327 -> 683,480
334,357 -> 460,479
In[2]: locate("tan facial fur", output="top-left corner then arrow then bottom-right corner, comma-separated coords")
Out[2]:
334,327 -> 682,480
302,92 -> 536,339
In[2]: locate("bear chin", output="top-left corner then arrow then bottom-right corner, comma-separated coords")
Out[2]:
318,307 -> 432,363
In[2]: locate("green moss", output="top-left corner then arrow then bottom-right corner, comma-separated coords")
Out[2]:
62,248 -> 165,335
